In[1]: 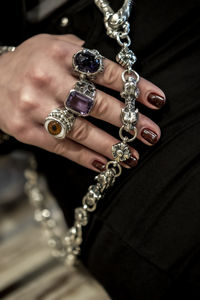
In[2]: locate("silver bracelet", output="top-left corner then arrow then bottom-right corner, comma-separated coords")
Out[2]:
0,46 -> 16,56
0,46 -> 15,141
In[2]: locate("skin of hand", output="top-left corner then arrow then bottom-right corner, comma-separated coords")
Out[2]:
0,34 -> 166,171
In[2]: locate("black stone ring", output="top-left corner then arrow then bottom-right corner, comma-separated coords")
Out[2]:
72,48 -> 104,79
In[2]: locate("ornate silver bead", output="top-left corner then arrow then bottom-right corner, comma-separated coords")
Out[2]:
112,142 -> 131,161
121,106 -> 139,130
120,76 -> 140,99
83,185 -> 101,210
64,225 -> 82,247
116,47 -> 136,68
88,185 -> 101,202
95,168 -> 116,191
75,207 -> 88,226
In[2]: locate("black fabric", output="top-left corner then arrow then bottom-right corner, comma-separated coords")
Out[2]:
1,0 -> 200,299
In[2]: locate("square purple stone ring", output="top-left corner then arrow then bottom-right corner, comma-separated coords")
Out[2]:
65,48 -> 104,117
65,81 -> 96,117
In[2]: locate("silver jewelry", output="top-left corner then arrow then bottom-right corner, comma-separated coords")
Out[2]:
0,46 -> 15,56
72,48 -> 104,80
65,48 -> 104,117
44,108 -> 75,139
65,80 -> 96,117
25,0 -> 139,266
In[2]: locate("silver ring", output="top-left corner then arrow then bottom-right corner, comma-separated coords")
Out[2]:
65,80 -> 96,117
44,108 -> 75,139
64,48 -> 104,117
72,48 -> 104,79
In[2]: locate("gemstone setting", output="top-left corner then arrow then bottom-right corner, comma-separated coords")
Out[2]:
72,49 -> 104,77
65,90 -> 94,116
75,51 -> 100,73
48,120 -> 62,135
44,108 -> 75,139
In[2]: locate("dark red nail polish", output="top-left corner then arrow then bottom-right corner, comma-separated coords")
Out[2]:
147,93 -> 166,108
92,160 -> 106,172
141,128 -> 158,145
125,156 -> 138,168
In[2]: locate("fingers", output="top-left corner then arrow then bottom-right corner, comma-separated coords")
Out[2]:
47,38 -> 165,110
28,125 -> 107,171
31,71 -> 161,147
47,39 -> 166,109
95,59 -> 166,109
32,88 -> 160,147
66,117 -> 139,161
46,36 -> 166,110
33,106 -> 139,164
137,78 -> 166,109
29,125 -> 138,171
89,89 -> 161,145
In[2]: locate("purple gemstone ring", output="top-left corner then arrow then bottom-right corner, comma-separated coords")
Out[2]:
65,80 -> 96,117
72,48 -> 104,79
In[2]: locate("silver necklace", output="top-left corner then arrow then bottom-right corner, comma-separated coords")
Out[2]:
25,0 -> 140,266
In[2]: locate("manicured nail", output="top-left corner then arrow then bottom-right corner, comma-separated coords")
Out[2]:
125,156 -> 138,168
147,93 -> 166,108
92,160 -> 106,172
141,128 -> 158,145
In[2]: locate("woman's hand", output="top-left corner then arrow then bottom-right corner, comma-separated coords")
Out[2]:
0,34 -> 165,171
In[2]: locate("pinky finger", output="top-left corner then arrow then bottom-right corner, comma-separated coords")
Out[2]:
27,125 -> 108,172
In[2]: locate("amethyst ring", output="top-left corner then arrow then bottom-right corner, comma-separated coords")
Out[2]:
65,80 -> 96,117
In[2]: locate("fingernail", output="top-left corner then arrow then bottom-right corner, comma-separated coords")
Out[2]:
141,128 -> 158,145
92,160 -> 106,172
147,93 -> 166,108
125,156 -> 138,168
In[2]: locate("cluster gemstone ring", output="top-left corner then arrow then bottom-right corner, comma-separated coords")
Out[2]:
44,48 -> 104,139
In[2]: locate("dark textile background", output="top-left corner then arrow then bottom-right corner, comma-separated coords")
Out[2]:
1,0 -> 200,299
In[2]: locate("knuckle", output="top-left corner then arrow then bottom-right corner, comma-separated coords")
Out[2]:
50,41 -> 67,59
69,121 -> 89,143
30,66 -> 51,87
18,88 -> 37,111
104,64 -> 121,86
93,93 -> 109,116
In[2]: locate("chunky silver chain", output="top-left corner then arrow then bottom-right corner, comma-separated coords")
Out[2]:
25,0 -> 140,266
